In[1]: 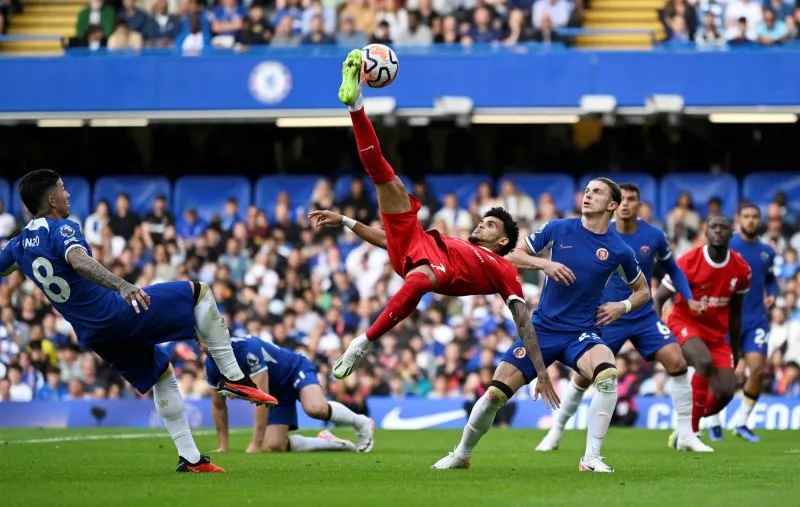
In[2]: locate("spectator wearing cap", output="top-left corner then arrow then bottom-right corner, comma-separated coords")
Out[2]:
337,14 -> 369,46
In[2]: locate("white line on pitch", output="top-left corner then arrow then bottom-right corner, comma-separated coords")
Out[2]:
2,429 -> 249,445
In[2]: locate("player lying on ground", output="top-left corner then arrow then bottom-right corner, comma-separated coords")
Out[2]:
534,183 -> 712,453
204,335 -> 374,453
429,178 -> 651,473
654,215 -> 751,446
710,203 -> 776,443
332,48 -> 560,411
0,169 -> 277,473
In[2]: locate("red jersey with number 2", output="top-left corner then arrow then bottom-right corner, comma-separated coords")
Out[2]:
664,246 -> 751,343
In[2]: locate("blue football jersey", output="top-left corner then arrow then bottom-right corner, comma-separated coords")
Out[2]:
730,234 -> 776,328
204,336 -> 303,390
601,220 -> 671,322
0,218 -> 127,342
525,218 -> 642,333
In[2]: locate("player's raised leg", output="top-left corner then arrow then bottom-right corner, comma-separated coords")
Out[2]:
432,361 -> 528,469
535,372 -> 590,452
730,351 -> 766,442
575,344 -> 619,473
300,383 -> 375,452
191,281 -> 276,406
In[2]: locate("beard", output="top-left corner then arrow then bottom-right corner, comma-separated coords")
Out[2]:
742,227 -> 759,238
468,235 -> 479,244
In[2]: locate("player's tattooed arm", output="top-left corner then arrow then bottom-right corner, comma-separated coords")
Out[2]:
508,299 -> 560,409
729,293 -> 744,360
309,210 -> 387,249
507,240 -> 575,286
67,247 -> 151,313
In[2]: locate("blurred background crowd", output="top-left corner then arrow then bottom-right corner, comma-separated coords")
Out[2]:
1,175 -> 799,428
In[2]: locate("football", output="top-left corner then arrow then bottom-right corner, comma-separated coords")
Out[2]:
360,44 -> 399,89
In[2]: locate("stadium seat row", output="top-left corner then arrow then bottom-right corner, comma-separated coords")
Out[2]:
0,173 -> 798,223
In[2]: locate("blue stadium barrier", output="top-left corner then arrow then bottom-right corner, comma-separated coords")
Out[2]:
0,396 -> 797,430
427,175 -> 493,207
333,175 -> 413,203
174,176 -> 252,222
254,175 -> 322,220
11,176 -> 91,221
500,173 -> 576,216
659,173 -> 740,219
742,172 -> 800,213
0,178 -> 9,213
579,173 -> 659,216
93,176 -> 171,216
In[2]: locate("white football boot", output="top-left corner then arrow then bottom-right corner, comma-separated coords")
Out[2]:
431,451 -> 471,470
355,416 -> 375,453
579,456 -> 615,473
333,335 -> 372,379
535,427 -> 563,451
316,430 -> 358,452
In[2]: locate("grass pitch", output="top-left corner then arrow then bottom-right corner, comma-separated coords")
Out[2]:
1,428 -> 798,507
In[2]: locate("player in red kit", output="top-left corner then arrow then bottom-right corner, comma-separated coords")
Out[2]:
654,216 -> 751,445
316,49 -> 560,409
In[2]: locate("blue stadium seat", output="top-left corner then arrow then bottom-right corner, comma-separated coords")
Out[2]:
499,173 -> 576,215
578,173 -> 658,216
0,178 -> 9,213
11,175 -> 91,221
659,173 -> 739,219
255,175 -> 322,219
174,176 -> 252,222
427,175 -> 493,207
93,176 -> 171,216
333,175 -> 413,203
742,172 -> 800,212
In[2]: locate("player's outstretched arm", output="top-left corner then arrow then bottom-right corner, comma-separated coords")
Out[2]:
67,247 -> 150,313
309,210 -> 387,249
210,390 -> 230,452
246,372 -> 270,454
0,237 -> 20,277
506,240 -> 575,286
729,293 -> 744,361
508,299 -> 560,409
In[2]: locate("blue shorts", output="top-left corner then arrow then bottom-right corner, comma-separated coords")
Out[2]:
500,324 -> 603,383
88,281 -> 196,394
742,321 -> 770,356
600,313 -> 676,361
269,357 -> 320,430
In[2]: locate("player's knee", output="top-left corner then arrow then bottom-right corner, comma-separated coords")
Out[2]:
593,363 -> 618,393
664,354 -> 688,376
266,439 -> 290,453
573,374 -> 591,390
487,380 -> 513,407
693,356 -> 713,376
305,401 -> 330,420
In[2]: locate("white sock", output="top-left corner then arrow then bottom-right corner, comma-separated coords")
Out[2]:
705,413 -> 721,428
731,393 -> 757,428
554,380 -> 587,431
347,88 -> 364,112
327,401 -> 364,427
194,283 -> 243,381
585,377 -> 618,458
670,372 -> 693,437
289,435 -> 353,452
153,369 -> 201,463
454,389 -> 505,458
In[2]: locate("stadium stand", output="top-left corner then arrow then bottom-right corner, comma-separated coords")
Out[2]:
94,176 -> 171,215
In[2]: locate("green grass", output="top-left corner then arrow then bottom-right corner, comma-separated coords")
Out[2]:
1,428 -> 798,507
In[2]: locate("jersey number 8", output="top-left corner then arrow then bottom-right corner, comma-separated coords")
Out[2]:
32,257 -> 71,303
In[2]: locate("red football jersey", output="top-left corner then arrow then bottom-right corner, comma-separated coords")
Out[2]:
664,245 -> 751,342
434,235 -> 525,306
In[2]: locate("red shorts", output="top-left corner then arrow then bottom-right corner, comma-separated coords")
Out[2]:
381,195 -> 452,283
668,316 -> 734,370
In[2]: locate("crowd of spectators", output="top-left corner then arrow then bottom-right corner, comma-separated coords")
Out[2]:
0,176 -> 798,429
63,0 -> 583,52
659,0 -> 800,46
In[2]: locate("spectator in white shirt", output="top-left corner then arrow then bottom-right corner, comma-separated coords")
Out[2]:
499,180 -> 536,224
7,364 -> 34,402
432,193 -> 472,234
0,198 -> 15,241
532,0 -> 571,29
84,199 -> 110,247
394,9 -> 433,45
725,0 -> 762,40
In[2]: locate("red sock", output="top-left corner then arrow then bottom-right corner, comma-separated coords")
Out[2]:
365,272 -> 433,341
704,392 -> 721,418
691,374 -> 710,433
349,108 -> 396,185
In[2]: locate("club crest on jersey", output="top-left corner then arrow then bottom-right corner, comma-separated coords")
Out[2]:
640,245 -> 651,258
59,224 -> 75,238
596,248 -> 609,261
730,278 -> 738,291
246,352 -> 260,371
761,251 -> 770,262
513,347 -> 526,359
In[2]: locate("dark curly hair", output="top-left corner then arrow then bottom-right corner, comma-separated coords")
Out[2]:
483,207 -> 519,257
19,169 -> 61,216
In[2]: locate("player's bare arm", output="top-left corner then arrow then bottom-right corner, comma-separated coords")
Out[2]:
508,299 -> 560,409
729,293 -> 745,361
309,210 -> 387,249
507,240 -> 575,286
596,274 -> 650,327
0,263 -> 18,277
653,283 -> 675,318
246,372 -> 270,454
210,390 -> 229,452
66,247 -> 150,313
